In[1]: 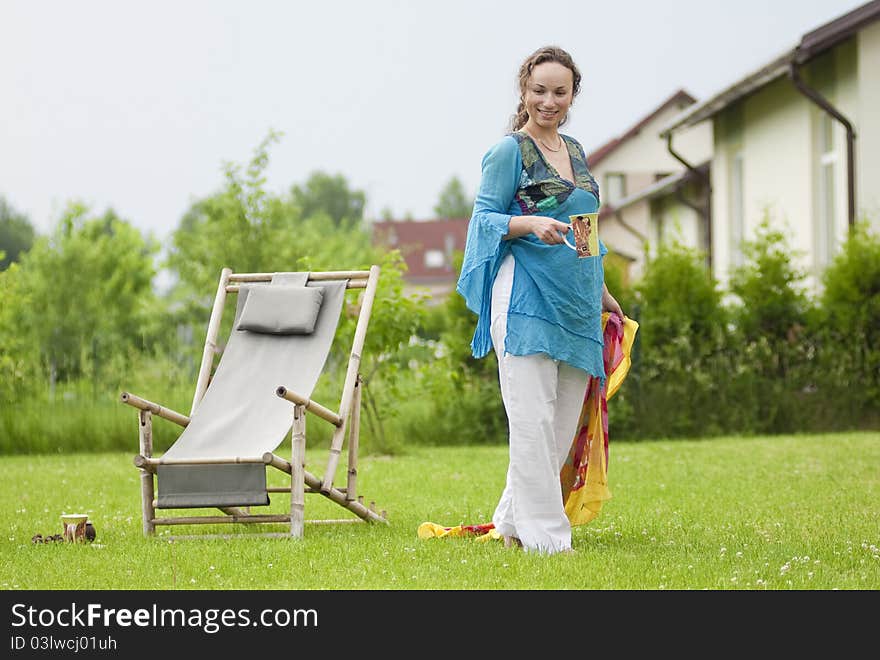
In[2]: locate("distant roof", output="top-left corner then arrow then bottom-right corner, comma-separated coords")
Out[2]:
587,89 -> 697,166
660,0 -> 880,135
372,217 -> 469,283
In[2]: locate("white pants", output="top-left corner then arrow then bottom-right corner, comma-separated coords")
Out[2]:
490,255 -> 589,555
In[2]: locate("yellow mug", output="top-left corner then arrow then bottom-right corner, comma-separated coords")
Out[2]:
563,212 -> 599,258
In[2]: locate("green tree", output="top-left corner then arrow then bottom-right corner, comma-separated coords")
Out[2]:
397,250 -> 506,446
433,176 -> 473,218
166,132 -> 426,452
290,171 -> 366,226
167,132 -> 375,305
167,131 -> 300,300
8,202 -> 159,388
0,261 -> 40,401
635,239 -> 724,352
820,219 -> 880,345
728,216 -> 811,345
0,197 -> 36,270
818,219 -> 880,416
726,216 -> 814,432
632,239 -> 728,436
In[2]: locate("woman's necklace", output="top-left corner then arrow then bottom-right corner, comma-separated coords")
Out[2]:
525,129 -> 563,152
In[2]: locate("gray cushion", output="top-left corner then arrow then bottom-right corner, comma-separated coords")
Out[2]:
237,285 -> 324,335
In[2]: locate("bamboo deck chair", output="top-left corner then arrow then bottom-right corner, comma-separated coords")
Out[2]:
120,267 -> 387,539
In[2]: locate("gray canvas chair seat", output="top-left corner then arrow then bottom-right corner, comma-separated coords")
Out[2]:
157,273 -> 346,508
121,267 -> 387,538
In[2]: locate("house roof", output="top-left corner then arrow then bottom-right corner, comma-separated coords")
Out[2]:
660,0 -> 880,135
372,217 -> 469,284
797,0 -> 880,62
587,89 -> 697,166
601,161 -> 711,215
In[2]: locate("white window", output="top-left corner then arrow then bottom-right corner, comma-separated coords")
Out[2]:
424,249 -> 445,268
604,173 -> 626,206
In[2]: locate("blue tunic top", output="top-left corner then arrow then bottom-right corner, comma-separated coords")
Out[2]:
456,131 -> 607,379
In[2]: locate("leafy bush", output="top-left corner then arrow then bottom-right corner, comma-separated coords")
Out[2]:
1,204 -> 160,393
0,262 -> 40,402
629,239 -> 728,437
814,219 -> 880,425
726,216 -> 815,432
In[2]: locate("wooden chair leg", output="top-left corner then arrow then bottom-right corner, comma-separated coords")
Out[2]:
290,405 -> 306,538
346,377 -> 362,502
138,410 -> 156,537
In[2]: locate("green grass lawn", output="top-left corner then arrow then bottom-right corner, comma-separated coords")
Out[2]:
1,431 -> 877,590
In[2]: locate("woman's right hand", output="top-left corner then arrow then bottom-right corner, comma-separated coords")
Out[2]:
529,216 -> 570,245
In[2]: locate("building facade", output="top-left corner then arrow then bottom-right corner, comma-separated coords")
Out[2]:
588,90 -> 713,283
661,1 -> 880,290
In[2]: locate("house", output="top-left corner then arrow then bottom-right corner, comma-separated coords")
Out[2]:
372,217 -> 469,301
587,90 -> 713,284
659,0 -> 880,290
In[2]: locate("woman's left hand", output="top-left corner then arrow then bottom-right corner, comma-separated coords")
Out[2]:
602,286 -> 625,319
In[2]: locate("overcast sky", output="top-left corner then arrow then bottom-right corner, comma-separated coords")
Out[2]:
0,0 -> 869,240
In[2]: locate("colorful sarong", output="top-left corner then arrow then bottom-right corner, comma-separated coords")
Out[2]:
418,312 -> 638,542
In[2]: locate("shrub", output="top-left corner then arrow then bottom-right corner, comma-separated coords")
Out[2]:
815,219 -> 880,425
629,239 -> 728,437
726,216 -> 815,432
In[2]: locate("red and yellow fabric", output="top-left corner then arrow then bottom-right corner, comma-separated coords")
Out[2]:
418,312 -> 638,541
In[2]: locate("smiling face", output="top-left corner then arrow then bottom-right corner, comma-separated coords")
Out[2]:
523,61 -> 575,131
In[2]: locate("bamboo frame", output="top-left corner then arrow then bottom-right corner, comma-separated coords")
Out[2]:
122,267 -> 388,539
133,455 -> 268,470
153,514 -> 291,525
227,281 -> 367,292
121,392 -> 190,427
320,264 -> 381,493
264,453 -> 386,525
290,405 -> 306,538
192,267 -> 232,415
276,387 -> 342,427
346,377 -> 362,502
149,500 -> 253,514
228,271 -> 371,282
138,410 -> 155,536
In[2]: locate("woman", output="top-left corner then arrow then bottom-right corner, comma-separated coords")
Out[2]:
457,45 -> 624,555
